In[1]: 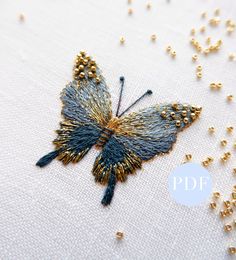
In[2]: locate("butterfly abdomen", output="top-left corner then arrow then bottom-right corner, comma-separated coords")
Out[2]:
96,127 -> 114,147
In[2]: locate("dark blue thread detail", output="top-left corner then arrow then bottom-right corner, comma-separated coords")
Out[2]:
101,169 -> 116,206
36,150 -> 61,167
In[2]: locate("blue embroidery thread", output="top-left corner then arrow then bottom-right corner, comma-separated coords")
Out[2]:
36,51 -> 202,206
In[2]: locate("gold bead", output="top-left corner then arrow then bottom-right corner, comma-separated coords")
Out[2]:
232,192 -> 236,199
196,65 -> 202,71
120,36 -> 125,45
213,192 -> 220,199
210,202 -> 217,209
196,72 -> 202,78
90,60 -> 96,66
161,111 -> 167,118
214,9 -> 220,16
74,68 -> 79,74
224,224 -> 232,232
233,168 -> 236,174
181,110 -> 187,117
183,117 -> 189,124
146,2 -> 151,9
227,126 -> 234,133
166,45 -> 171,52
170,112 -> 176,119
225,152 -> 231,158
210,83 -> 216,90
128,8 -> 133,15
200,26 -> 206,33
202,160 -> 209,167
227,94 -> 234,102
19,13 -> 25,22
190,28 -> 195,35
90,66 -> 96,72
229,53 -> 236,61
78,65 -> 84,71
185,154 -> 192,161
79,72 -> 85,79
220,210 -> 227,218
171,50 -> 176,58
206,37 -> 211,45
207,156 -> 214,163
172,102 -> 178,110
116,231 -> 124,240
192,54 -> 198,61
232,200 -> 236,207
151,34 -> 157,42
224,200 -> 231,208
203,48 -> 210,55
80,50 -> 86,56
216,82 -> 222,89
88,72 -> 93,78
228,247 -> 236,254
96,77 -> 101,84
221,156 -> 227,163
190,113 -> 196,120
176,120 -> 181,127
221,139 -> 227,147
208,126 -> 215,133
83,59 -> 88,65
201,12 -> 207,19
234,143 -> 236,149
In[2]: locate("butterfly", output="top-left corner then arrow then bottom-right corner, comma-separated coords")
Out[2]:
36,50 -> 202,206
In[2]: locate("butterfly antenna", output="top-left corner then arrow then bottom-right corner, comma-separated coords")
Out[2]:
115,76 -> 125,117
118,89 -> 153,118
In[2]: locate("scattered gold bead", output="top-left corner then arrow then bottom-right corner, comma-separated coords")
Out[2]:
220,210 -> 227,218
214,9 -> 220,16
128,8 -> 133,15
227,126 -> 234,133
206,37 -> 211,45
213,192 -> 221,199
232,200 -> 236,207
146,2 -> 151,9
196,72 -> 202,79
233,168 -> 236,174
201,12 -> 207,19
196,65 -> 202,71
166,46 -> 171,52
224,200 -> 231,208
171,51 -> 176,58
202,160 -> 209,167
228,208 -> 234,215
192,54 -> 198,61
225,152 -> 231,158
227,27 -> 234,34
172,102 -> 178,110
227,94 -> 234,102
19,13 -> 25,22
207,157 -> 214,163
116,231 -> 124,240
176,120 -> 181,127
181,110 -> 187,117
208,126 -> 215,133
209,17 -> 220,26
120,36 -> 125,45
210,202 -> 217,209
200,26 -> 206,33
185,154 -> 192,161
151,34 -> 157,42
228,247 -> 236,255
229,53 -> 235,61
203,48 -> 210,55
233,185 -> 236,191
232,192 -> 236,199
221,139 -> 227,147
190,28 -> 195,35
224,224 -> 232,232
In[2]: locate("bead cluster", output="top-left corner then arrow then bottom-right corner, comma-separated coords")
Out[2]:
73,51 -> 101,84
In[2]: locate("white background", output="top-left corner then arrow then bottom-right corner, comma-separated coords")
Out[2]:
1,0 -> 236,259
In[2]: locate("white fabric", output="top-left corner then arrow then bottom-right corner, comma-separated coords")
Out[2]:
1,0 -> 236,259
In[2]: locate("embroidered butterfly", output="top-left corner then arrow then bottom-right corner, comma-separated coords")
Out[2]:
36,51 -> 202,206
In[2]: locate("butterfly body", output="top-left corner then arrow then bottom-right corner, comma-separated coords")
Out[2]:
36,51 -> 202,206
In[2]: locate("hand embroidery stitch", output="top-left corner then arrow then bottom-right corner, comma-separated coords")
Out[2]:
36,51 -> 202,206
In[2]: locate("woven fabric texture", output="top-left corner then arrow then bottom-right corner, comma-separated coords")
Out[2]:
0,0 -> 236,259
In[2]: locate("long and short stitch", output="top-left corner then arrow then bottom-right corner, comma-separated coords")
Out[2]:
36,50 -> 202,206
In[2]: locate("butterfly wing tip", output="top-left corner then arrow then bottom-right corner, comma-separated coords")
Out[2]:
36,150 -> 60,168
